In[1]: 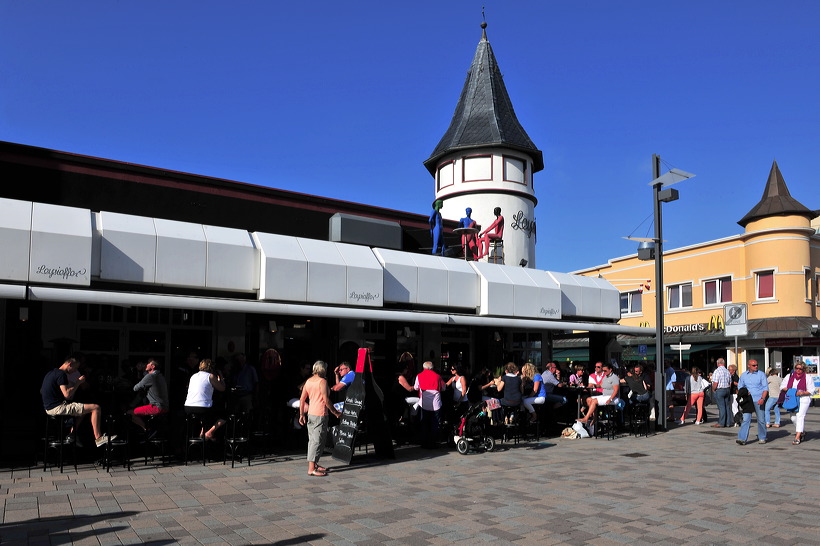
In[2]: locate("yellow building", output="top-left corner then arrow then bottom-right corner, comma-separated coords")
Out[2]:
576,161 -> 819,374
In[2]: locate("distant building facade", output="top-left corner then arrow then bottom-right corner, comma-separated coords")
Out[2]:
577,161 -> 820,374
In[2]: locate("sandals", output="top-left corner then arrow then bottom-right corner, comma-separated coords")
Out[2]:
308,469 -> 327,477
315,466 -> 328,473
793,434 -> 803,445
772,424 -> 781,428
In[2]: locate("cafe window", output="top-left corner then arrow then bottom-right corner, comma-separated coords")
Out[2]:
704,276 -> 732,305
668,282 -> 692,310
756,270 -> 775,300
620,290 -> 642,315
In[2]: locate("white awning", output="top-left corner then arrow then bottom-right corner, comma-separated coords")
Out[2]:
27,286 -> 655,336
254,232 -> 308,302
470,261 -> 563,319
335,242 -> 383,307
547,272 -> 620,320
99,211 -> 157,283
30,202 -> 91,286
374,249 -> 479,309
203,225 -> 258,292
0,197 -> 32,282
0,284 -> 26,299
154,218 -> 207,288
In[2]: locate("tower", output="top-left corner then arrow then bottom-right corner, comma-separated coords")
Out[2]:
424,22 -> 543,268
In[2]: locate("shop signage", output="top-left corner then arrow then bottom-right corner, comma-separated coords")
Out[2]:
510,210 -> 536,239
646,315 -> 725,334
765,338 -> 801,347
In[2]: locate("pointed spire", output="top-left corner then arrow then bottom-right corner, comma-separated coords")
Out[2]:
424,22 -> 543,175
738,160 -> 814,227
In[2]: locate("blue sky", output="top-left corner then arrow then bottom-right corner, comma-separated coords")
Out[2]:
2,1 -> 818,272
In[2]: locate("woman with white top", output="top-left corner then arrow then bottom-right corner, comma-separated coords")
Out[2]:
184,359 -> 227,440
779,363 -> 813,445
680,367 -> 709,425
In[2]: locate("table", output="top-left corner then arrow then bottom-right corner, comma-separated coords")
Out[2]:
453,227 -> 479,260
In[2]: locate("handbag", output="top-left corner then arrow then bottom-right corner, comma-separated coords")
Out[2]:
571,420 -> 590,438
781,388 -> 799,412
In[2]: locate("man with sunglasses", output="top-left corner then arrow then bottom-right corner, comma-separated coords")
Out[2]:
778,363 -> 813,445
736,359 -> 768,445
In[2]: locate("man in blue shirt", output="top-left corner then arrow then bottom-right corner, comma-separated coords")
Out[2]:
737,359 -> 769,445
332,362 -> 355,393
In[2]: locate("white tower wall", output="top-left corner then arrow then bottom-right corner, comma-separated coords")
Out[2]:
433,148 -> 537,268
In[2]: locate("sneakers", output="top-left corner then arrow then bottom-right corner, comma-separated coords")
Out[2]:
695,420 -> 703,425
736,439 -> 745,446
95,435 -> 117,448
758,439 -> 766,444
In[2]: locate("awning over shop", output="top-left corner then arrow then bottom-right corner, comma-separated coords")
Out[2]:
30,202 -> 91,286
552,348 -> 589,362
0,197 -> 32,282
621,343 -> 724,361
470,261 -> 562,319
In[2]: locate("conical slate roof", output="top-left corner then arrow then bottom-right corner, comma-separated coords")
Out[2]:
738,160 -> 815,227
424,23 -> 543,175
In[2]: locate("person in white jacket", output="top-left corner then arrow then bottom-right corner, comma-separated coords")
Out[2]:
779,363 -> 813,445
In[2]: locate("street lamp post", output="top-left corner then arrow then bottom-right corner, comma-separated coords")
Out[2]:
647,154 -> 694,431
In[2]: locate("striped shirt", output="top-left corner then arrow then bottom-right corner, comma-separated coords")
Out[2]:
711,366 -> 731,389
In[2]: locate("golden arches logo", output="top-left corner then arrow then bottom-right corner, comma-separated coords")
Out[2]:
708,315 -> 725,331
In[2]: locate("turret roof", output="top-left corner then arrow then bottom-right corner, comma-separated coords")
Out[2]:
738,160 -> 815,227
423,23 -> 543,175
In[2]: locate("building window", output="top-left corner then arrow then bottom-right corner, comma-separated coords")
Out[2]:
503,156 -> 526,184
805,268 -> 812,301
463,155 -> 492,182
756,270 -> 775,299
704,276 -> 732,305
668,283 -> 692,310
437,161 -> 454,190
815,273 -> 819,304
620,291 -> 642,315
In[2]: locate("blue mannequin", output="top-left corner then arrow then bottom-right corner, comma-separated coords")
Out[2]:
429,199 -> 444,255
459,207 -> 479,260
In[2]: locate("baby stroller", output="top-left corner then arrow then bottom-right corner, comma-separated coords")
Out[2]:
452,401 -> 495,454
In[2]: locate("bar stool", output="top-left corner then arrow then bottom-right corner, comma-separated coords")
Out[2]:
595,404 -> 620,440
224,413 -> 251,468
184,412 -> 207,466
487,239 -> 504,264
103,413 -> 131,472
143,413 -> 170,466
43,414 -> 77,473
628,401 -> 651,437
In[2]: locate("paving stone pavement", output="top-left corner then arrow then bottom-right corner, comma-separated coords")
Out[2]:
2,407 -> 819,545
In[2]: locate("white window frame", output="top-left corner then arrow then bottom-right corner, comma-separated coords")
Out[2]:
620,290 -> 643,316
667,282 -> 693,310
805,267 -> 812,303
753,268 -> 776,301
702,275 -> 733,307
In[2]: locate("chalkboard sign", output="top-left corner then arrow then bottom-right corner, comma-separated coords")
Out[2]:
331,349 -> 368,464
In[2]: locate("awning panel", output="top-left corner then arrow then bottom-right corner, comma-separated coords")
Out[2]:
0,197 -> 32,282
30,202 -> 91,286
203,225 -> 258,292
154,218 -> 206,288
522,269 -> 562,319
297,238 -> 347,305
437,257 -> 479,309
412,255 -> 449,307
470,261 -> 515,316
99,211 -> 157,284
254,232 -> 307,302
373,248 -> 419,304
336,242 -> 383,307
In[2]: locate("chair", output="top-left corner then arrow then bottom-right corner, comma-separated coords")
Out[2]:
628,401 -> 651,437
250,409 -> 273,458
184,412 -> 207,466
42,414 -> 77,473
595,404 -> 620,440
102,413 -> 131,472
488,239 -> 504,264
224,413 -> 251,468
500,405 -> 524,444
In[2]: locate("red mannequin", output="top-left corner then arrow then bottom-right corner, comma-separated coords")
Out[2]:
477,207 -> 504,259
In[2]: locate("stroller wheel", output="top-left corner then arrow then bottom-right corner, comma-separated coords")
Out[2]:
483,436 -> 495,452
456,438 -> 469,455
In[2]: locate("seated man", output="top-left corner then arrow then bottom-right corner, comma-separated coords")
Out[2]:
542,362 -> 568,408
577,362 -> 620,423
41,357 -> 115,448
331,362 -> 355,393
129,358 -> 169,438
622,363 -> 652,403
